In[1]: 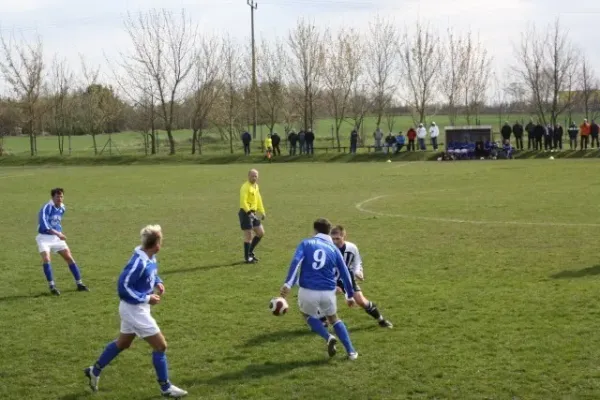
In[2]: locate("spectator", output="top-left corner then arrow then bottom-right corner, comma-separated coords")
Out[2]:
298,130 -> 306,155
590,120 -> 599,148
241,131 -> 251,156
288,131 -> 298,155
429,122 -> 439,151
533,122 -> 544,150
553,123 -> 563,150
407,127 -> 417,151
501,121 -> 512,143
580,119 -> 590,150
271,132 -> 281,156
395,132 -> 405,153
305,129 -> 315,155
384,133 -> 395,154
512,121 -> 524,150
416,123 -> 427,150
350,129 -> 358,154
567,122 -> 578,149
544,124 -> 553,151
502,139 -> 514,159
264,134 -> 273,162
373,127 -> 383,151
525,119 -> 535,149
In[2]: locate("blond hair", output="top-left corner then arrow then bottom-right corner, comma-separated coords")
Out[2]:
140,224 -> 162,249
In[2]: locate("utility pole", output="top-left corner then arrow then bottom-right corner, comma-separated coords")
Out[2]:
247,0 -> 258,139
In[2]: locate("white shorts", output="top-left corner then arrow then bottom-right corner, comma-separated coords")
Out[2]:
119,301 -> 161,338
298,287 -> 337,317
35,234 -> 69,254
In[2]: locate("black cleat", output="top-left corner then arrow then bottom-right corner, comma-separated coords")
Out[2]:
245,257 -> 257,264
249,253 -> 259,262
77,284 -> 89,292
50,287 -> 61,296
378,319 -> 393,328
327,337 -> 338,357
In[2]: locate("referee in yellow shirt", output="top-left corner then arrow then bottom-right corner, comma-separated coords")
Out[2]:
239,169 -> 266,263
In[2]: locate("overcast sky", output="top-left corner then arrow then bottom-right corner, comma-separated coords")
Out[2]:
1,0 -> 599,90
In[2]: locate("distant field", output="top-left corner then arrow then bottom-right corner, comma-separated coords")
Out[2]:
1,113 -> 586,157
2,160 -> 600,399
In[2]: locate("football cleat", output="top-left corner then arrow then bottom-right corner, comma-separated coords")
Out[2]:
327,336 -> 337,358
249,252 -> 259,262
161,384 -> 188,398
84,366 -> 99,392
348,352 -> 358,361
379,319 -> 393,328
50,286 -> 61,296
77,284 -> 89,292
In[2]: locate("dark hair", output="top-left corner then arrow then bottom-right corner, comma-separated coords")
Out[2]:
50,188 -> 64,197
313,218 -> 332,235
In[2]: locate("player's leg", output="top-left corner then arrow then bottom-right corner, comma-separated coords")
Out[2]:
239,210 -> 255,263
57,248 -> 88,291
249,222 -> 264,261
322,292 -> 357,360
298,288 -> 337,353
353,291 -> 393,328
85,332 -> 135,391
36,235 -> 59,294
144,332 -> 187,397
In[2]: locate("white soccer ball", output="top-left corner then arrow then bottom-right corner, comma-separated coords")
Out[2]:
269,297 -> 289,316
549,156 -> 554,160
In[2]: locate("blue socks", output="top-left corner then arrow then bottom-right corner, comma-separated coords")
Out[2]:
93,341 -> 122,376
306,316 -> 331,341
43,263 -> 54,286
152,351 -> 171,391
68,262 -> 82,282
333,320 -> 355,354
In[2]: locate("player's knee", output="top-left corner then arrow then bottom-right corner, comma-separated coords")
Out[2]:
326,314 -> 339,324
115,338 -> 132,350
155,341 -> 167,352
41,253 -> 51,263
354,293 -> 368,307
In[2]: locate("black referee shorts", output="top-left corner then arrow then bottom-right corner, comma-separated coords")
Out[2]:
337,271 -> 361,293
238,208 -> 262,230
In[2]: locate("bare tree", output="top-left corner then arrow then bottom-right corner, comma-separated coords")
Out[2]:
461,32 -> 492,124
579,56 -> 600,122
347,80 -> 371,146
399,22 -> 442,125
120,9 -> 198,154
257,38 -> 288,135
322,28 -> 362,149
366,16 -> 400,129
190,35 -> 224,154
0,33 -> 45,156
441,29 -> 464,125
47,57 -> 73,155
512,19 -> 578,126
287,18 -> 324,131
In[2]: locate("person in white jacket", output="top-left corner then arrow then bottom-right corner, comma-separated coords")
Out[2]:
429,122 -> 440,151
416,123 -> 427,150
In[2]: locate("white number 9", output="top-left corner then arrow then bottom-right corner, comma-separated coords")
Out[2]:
312,249 -> 326,270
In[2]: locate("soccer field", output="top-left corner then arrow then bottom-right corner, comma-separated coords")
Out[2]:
2,160 -> 600,399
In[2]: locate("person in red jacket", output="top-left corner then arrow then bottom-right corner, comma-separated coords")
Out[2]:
406,128 -> 417,151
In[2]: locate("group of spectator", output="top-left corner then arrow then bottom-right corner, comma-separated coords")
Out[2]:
240,130 -> 316,156
367,123 -> 441,154
500,118 -> 599,151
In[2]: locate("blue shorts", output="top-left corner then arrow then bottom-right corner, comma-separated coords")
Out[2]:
238,209 -> 261,230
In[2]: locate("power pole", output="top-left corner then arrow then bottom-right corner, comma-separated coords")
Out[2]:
247,0 -> 258,139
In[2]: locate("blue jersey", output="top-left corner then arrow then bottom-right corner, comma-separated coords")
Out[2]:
283,233 -> 354,298
117,246 -> 163,305
38,201 -> 66,234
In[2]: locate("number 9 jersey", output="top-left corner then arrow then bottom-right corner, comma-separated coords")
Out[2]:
283,233 -> 355,299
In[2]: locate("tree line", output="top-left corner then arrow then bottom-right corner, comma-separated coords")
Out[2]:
0,9 -> 598,156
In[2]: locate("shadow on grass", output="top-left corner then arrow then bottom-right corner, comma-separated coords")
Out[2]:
161,261 -> 246,276
551,265 -> 600,279
240,325 -> 376,348
0,288 -> 83,303
184,358 -> 330,387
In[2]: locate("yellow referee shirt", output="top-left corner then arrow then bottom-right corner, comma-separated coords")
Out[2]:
240,181 -> 265,215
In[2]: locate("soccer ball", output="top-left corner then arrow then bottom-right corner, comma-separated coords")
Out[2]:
549,156 -> 554,160
269,297 -> 289,316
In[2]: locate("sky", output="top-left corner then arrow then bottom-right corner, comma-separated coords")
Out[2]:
0,0 -> 599,95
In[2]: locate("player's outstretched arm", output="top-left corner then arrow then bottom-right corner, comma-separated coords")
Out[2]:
281,243 -> 305,295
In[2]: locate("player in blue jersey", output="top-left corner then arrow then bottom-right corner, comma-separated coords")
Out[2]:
279,218 -> 359,360
36,188 -> 88,295
84,225 -> 188,398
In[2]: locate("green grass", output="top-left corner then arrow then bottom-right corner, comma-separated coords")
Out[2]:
1,113 -> 587,157
2,160 -> 600,399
